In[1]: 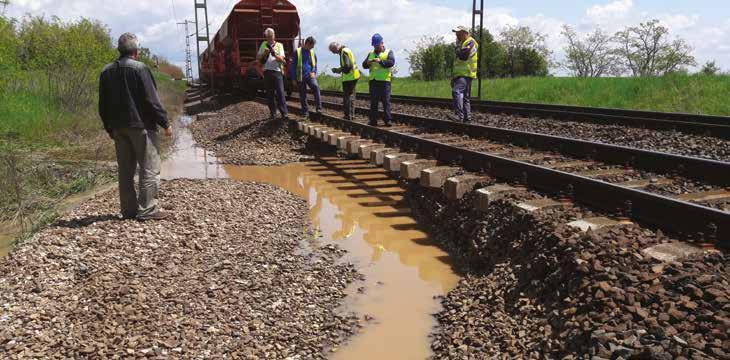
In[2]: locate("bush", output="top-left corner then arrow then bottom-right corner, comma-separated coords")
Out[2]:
12,16 -> 118,113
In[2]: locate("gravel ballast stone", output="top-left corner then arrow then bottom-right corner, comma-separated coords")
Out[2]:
404,183 -> 729,359
0,179 -> 360,358
189,101 -> 310,165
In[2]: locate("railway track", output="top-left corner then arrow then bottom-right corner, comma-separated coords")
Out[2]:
278,97 -> 730,248
319,89 -> 730,140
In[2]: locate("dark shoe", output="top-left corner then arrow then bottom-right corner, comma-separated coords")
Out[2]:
137,211 -> 170,222
463,118 -> 472,124
281,115 -> 290,121
368,121 -> 378,127
446,114 -> 461,122
121,213 -> 137,220
383,122 -> 393,127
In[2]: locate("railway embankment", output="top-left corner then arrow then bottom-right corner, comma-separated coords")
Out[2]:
189,100 -> 313,166
293,111 -> 730,359
407,186 -> 728,358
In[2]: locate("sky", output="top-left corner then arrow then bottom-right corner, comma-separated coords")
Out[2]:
5,0 -> 730,77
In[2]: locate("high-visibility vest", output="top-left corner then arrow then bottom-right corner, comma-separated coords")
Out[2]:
296,47 -> 316,81
454,36 -> 478,79
259,41 -> 285,71
340,47 -> 361,82
367,49 -> 392,82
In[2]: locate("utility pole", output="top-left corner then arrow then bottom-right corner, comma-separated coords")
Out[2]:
193,0 -> 214,92
177,20 -> 195,84
472,0 -> 484,99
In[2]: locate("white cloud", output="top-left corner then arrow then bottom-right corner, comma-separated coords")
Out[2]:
5,0 -> 730,76
586,0 -> 633,24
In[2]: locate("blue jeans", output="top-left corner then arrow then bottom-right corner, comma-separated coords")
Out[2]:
452,77 -> 472,122
298,76 -> 322,116
264,70 -> 288,118
369,80 -> 392,125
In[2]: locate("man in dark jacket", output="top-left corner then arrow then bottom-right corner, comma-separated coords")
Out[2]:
99,32 -> 172,221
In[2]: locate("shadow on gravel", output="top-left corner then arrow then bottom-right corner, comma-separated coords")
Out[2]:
53,214 -> 119,228
184,90 -> 245,116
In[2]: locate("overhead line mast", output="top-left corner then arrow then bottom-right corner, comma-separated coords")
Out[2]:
472,0 -> 485,99
177,20 -> 196,84
194,0 -> 214,91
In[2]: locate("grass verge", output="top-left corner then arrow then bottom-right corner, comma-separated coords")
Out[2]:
317,73 -> 730,115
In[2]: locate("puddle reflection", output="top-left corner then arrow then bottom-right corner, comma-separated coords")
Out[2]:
163,123 -> 460,359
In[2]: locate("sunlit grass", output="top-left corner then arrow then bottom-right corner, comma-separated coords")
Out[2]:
317,74 -> 730,116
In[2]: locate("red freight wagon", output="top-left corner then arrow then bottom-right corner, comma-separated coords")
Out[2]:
200,0 -> 301,96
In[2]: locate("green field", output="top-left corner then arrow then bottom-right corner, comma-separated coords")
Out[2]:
316,74 -> 730,116
1,71 -> 185,150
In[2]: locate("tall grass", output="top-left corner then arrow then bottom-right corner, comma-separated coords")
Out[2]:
317,74 -> 730,116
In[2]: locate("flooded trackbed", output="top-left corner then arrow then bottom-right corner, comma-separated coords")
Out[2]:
166,116 -> 461,359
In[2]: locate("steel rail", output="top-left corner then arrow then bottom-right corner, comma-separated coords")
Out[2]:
318,89 -> 730,139
282,100 -> 729,247
305,98 -> 730,187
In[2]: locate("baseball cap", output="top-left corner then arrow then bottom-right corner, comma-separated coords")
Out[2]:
452,25 -> 470,33
371,33 -> 383,46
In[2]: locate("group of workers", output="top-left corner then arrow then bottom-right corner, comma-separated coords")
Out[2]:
97,26 -> 478,222
257,25 -> 479,126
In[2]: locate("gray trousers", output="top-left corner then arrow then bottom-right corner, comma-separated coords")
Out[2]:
264,70 -> 288,118
342,80 -> 358,120
113,128 -> 161,217
452,77 -> 472,122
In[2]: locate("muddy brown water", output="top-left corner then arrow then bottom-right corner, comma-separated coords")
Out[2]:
167,116 -> 461,358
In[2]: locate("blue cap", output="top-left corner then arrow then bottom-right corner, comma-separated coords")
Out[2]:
371,33 -> 383,46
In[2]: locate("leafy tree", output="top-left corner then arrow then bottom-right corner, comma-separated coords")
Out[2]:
470,27 -> 508,78
613,19 -> 696,76
561,25 -> 621,77
407,35 -> 453,81
0,15 -> 18,94
0,15 -> 18,71
511,48 -> 548,77
700,60 -> 721,76
499,25 -> 551,77
15,15 -> 117,112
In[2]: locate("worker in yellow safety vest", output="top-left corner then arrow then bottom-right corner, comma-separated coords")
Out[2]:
361,33 -> 395,127
451,25 -> 479,123
291,36 -> 321,119
329,41 -> 361,121
257,27 -> 288,120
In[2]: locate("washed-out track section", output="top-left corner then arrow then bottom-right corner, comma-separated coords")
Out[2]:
313,91 -> 730,163
279,99 -> 730,248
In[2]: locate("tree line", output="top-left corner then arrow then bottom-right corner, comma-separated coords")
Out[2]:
408,19 -> 716,80
0,13 -> 183,114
